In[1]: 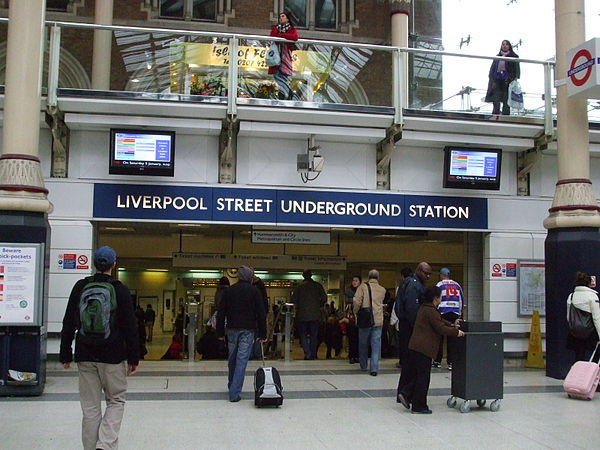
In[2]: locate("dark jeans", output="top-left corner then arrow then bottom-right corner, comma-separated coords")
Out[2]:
347,323 -> 359,360
397,349 -> 432,412
297,320 -> 319,359
435,312 -> 459,364
397,320 -> 413,366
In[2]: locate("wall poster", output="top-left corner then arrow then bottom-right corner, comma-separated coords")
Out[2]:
0,243 -> 43,325
518,261 -> 546,316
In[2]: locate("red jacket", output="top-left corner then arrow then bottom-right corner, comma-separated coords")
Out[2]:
268,25 -> 299,76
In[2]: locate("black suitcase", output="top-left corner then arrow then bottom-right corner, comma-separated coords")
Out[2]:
254,344 -> 283,407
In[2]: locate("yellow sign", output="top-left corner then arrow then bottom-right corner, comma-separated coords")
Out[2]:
175,42 -> 331,74
525,309 -> 545,368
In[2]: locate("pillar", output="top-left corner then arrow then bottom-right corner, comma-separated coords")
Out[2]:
390,0 -> 409,107
543,0 -> 600,379
0,0 -> 51,396
91,0 -> 114,90
0,0 -> 51,213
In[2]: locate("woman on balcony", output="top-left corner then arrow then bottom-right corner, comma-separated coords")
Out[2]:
268,11 -> 299,100
485,40 -> 520,115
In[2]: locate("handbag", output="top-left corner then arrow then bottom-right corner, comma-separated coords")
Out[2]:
568,291 -> 595,340
357,283 -> 375,329
507,79 -> 524,111
265,43 -> 281,67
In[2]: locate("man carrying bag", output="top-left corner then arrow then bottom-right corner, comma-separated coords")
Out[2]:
353,269 -> 386,376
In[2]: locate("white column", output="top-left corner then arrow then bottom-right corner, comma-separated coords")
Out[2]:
0,0 -> 51,213
544,0 -> 600,229
91,0 -> 114,90
390,0 -> 410,107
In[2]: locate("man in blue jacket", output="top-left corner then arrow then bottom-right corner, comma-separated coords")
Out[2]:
394,262 -> 431,367
216,266 -> 267,402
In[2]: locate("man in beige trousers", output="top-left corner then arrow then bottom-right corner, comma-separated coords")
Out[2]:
60,246 -> 139,450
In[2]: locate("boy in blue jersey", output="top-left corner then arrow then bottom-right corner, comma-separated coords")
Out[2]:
433,268 -> 464,370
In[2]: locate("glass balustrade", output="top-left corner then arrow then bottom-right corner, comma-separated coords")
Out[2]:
0,18 -> 593,124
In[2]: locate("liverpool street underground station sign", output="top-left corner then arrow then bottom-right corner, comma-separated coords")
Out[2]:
93,183 -> 488,230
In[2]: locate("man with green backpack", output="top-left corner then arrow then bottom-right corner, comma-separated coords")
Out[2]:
60,246 -> 139,450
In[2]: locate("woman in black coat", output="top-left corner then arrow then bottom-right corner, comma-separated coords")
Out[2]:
485,40 -> 520,115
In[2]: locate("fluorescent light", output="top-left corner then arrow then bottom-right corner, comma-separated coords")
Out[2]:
117,267 -> 126,271
146,269 -> 168,272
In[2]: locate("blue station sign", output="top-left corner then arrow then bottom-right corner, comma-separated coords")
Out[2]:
93,183 -> 488,230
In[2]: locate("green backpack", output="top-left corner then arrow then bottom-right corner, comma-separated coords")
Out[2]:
77,277 -> 118,345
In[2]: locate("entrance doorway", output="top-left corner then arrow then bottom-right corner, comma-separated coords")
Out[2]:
96,222 -> 474,361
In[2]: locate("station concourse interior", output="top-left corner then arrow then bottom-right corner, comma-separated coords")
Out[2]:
94,222 -> 470,361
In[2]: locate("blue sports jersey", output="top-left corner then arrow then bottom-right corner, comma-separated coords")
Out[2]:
436,279 -> 464,315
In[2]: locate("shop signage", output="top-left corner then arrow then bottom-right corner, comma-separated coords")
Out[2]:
173,253 -> 346,270
174,42 -> 331,73
566,38 -> 600,99
93,183 -> 488,230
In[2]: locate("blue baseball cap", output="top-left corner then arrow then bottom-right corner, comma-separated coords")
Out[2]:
94,246 -> 116,265
439,268 -> 451,276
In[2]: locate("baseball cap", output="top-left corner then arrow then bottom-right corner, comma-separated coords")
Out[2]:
94,246 -> 116,265
439,268 -> 451,276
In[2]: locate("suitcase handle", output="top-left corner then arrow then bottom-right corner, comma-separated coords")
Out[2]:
260,341 -> 266,367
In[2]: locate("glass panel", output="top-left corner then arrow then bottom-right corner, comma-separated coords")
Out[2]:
55,26 -> 230,97
590,101 -> 600,124
46,0 -> 69,11
315,0 -> 336,30
237,38 -> 393,107
160,0 -> 185,19
284,0 -> 308,28
193,0 -> 217,21
410,51 -> 548,119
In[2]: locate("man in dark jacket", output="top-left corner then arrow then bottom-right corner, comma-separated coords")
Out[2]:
216,266 -> 267,402
394,262 -> 431,367
60,246 -> 139,450
291,270 -> 327,360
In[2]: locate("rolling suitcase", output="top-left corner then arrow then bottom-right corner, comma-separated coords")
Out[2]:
563,342 -> 600,400
254,343 -> 283,407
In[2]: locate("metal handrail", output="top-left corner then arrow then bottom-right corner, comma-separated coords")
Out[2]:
0,17 -> 554,66
0,16 -> 563,130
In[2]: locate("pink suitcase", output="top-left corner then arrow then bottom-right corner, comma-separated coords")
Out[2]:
563,342 -> 600,400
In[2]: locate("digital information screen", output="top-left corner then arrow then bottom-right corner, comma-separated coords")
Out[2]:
448,150 -> 499,181
114,132 -> 172,168
109,130 -> 175,176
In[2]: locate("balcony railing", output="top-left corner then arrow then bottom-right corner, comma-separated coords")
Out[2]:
2,18 -> 598,128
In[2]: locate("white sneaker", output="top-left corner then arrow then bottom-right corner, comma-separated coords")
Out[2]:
447,363 -> 453,371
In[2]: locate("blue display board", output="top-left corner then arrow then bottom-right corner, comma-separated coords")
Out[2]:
93,183 -> 488,230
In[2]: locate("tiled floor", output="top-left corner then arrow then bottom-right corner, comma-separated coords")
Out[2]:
2,359 -> 599,449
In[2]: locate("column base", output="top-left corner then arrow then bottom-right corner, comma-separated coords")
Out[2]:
545,227 -> 600,379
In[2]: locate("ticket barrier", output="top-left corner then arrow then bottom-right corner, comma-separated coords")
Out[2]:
184,302 -> 200,362
281,303 -> 295,362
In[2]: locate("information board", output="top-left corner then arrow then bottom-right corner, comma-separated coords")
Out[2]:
518,261 -> 545,316
0,243 -> 43,325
